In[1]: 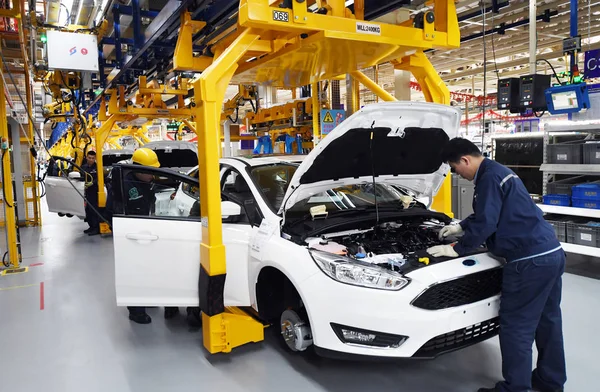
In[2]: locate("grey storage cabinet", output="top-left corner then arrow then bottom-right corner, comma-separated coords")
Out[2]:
547,143 -> 583,164
583,143 -> 600,164
567,221 -> 600,247
546,176 -> 589,196
452,175 -> 475,220
544,214 -> 572,242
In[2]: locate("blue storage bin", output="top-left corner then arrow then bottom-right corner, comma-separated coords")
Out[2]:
543,194 -> 571,206
572,183 -> 600,199
572,198 -> 600,209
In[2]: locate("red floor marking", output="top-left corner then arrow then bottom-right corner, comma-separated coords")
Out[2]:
29,263 -> 44,267
40,282 -> 45,310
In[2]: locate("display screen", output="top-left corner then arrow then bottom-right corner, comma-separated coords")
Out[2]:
551,90 -> 579,110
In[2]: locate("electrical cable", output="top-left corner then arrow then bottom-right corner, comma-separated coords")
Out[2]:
0,49 -> 112,229
481,2 -> 487,150
369,130 -> 379,224
59,3 -> 71,26
1,150 -> 13,207
490,10 -> 499,82
536,59 -> 563,85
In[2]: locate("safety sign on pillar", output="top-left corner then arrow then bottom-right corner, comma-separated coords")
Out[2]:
320,109 -> 346,135
584,49 -> 600,79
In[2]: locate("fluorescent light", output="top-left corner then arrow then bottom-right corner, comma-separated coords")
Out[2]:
95,0 -> 111,25
75,0 -> 85,25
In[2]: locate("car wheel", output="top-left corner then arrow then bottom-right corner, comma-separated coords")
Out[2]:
280,309 -> 313,352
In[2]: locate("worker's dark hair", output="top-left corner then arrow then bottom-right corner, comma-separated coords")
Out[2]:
87,150 -> 96,156
441,138 -> 482,163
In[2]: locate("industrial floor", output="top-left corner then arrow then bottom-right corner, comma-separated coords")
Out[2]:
0,205 -> 598,392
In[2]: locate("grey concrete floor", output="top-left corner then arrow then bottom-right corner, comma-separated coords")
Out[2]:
0,204 -> 598,392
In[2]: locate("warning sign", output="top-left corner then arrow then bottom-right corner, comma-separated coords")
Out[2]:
322,111 -> 334,123
320,109 -> 346,135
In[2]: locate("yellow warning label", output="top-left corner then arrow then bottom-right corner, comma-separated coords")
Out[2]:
323,111 -> 334,123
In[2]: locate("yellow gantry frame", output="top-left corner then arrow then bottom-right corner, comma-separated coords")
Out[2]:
176,0 -> 460,353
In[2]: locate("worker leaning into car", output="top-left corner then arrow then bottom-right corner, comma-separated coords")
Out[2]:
121,148 -> 179,325
427,138 -> 566,392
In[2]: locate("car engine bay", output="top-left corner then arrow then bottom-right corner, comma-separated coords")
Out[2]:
306,217 -> 453,273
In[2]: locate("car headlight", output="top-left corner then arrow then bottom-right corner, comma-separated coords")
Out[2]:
310,250 -> 410,291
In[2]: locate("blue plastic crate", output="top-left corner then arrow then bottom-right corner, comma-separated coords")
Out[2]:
572,183 -> 600,200
572,198 -> 600,209
543,194 -> 571,206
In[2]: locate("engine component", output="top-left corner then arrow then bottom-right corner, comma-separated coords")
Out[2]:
308,217 -> 446,272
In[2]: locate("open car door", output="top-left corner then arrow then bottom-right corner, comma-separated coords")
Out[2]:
111,165 -> 202,307
112,164 -> 257,308
45,172 -> 86,218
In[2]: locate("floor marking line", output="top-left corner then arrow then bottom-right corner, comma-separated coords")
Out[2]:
29,263 -> 44,267
40,282 -> 45,310
0,283 -> 37,291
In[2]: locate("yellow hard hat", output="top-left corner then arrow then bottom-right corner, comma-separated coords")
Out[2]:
132,148 -> 160,167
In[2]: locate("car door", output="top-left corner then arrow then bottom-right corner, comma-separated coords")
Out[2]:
45,173 -> 86,217
219,166 -> 264,306
112,165 -> 202,307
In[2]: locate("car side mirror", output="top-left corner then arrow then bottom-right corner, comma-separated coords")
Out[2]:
68,171 -> 82,180
222,200 -> 242,222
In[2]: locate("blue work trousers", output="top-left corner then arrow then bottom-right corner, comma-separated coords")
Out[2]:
497,250 -> 567,392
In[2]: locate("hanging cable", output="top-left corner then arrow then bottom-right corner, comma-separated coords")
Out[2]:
490,10 -> 499,83
588,0 -> 592,51
1,150 -> 13,207
536,59 -> 563,85
481,1 -> 487,149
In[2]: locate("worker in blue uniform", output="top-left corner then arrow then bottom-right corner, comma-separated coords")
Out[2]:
427,138 -> 566,392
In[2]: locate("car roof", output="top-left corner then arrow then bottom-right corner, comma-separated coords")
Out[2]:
222,155 -> 306,167
103,148 -> 134,156
143,140 -> 198,150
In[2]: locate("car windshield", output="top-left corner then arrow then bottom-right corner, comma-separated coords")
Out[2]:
249,163 -> 413,214
287,183 -> 410,214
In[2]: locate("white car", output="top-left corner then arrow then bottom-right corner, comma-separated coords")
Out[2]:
112,102 -> 503,359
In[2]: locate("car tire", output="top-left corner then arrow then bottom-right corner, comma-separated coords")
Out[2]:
280,309 -> 313,353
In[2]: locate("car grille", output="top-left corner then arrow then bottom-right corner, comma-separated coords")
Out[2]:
411,267 -> 503,310
413,317 -> 500,358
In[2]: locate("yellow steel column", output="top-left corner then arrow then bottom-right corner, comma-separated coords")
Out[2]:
17,0 -> 40,226
94,115 -> 117,208
193,28 -> 264,354
311,82 -> 320,144
400,51 -> 453,216
0,67 -> 20,269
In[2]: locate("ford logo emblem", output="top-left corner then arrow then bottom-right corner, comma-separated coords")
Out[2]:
463,259 -> 477,267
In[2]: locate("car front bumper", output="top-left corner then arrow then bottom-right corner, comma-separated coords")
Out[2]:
298,254 -> 502,358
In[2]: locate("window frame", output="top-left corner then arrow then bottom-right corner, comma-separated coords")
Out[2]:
111,164 -> 201,221
220,164 -> 264,227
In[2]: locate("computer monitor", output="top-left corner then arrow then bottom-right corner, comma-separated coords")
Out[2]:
545,83 -> 591,115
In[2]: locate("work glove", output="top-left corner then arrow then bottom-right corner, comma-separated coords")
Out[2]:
427,244 -> 459,258
438,224 -> 463,240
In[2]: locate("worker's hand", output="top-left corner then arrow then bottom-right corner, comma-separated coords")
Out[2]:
427,244 -> 459,258
438,224 -> 463,240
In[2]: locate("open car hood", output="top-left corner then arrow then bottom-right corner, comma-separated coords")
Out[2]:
279,102 -> 460,214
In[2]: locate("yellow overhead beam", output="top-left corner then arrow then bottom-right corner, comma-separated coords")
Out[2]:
350,70 -> 397,102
